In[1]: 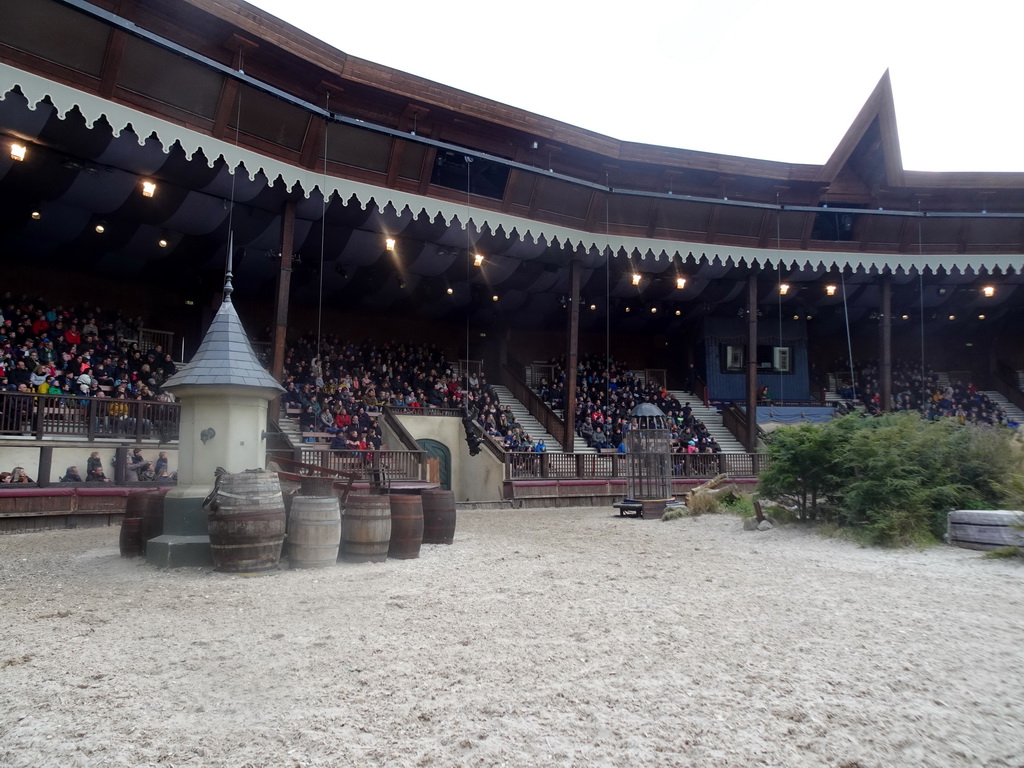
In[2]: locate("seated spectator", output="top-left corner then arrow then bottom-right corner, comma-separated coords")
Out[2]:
86,451 -> 110,482
154,451 -> 171,479
60,466 -> 83,482
9,466 -> 33,483
128,448 -> 155,480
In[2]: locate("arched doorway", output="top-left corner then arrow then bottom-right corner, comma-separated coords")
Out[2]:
417,439 -> 451,491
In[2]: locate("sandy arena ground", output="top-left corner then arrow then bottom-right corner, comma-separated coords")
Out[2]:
1,506 -> 1023,768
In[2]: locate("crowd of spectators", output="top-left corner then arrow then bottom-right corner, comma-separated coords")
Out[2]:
280,334 -> 508,451
536,354 -> 722,454
0,293 -> 176,401
834,359 -> 1016,428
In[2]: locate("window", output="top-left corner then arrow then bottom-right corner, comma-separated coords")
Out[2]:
725,345 -> 744,371
720,344 -> 793,374
431,150 -> 510,200
773,346 -> 791,373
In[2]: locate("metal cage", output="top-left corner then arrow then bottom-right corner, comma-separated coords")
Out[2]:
624,402 -> 674,502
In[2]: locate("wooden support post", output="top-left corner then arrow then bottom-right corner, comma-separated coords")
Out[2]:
880,273 -> 892,412
38,446 -> 53,487
563,258 -> 580,452
746,274 -> 759,452
270,201 -> 295,426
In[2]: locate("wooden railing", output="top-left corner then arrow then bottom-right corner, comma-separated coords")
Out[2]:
137,327 -> 175,356
0,391 -> 179,442
503,451 -> 768,481
501,364 -> 566,445
295,446 -> 425,483
693,373 -> 709,407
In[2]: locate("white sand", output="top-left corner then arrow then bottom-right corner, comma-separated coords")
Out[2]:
1,507 -> 1022,768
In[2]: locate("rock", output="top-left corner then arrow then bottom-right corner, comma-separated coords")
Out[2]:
743,517 -> 759,531
757,520 -> 774,531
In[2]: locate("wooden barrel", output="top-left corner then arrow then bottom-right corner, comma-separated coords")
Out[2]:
421,489 -> 456,545
288,496 -> 341,568
207,470 -> 286,573
388,494 -> 424,560
340,494 -> 391,563
119,516 -> 143,558
130,490 -> 165,555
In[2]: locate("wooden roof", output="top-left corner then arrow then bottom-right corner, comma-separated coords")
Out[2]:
0,0 -> 1021,336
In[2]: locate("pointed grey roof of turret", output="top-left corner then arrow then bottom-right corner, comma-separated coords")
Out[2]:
162,249 -> 283,393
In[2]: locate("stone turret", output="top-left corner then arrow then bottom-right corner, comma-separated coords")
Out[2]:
147,260 -> 284,567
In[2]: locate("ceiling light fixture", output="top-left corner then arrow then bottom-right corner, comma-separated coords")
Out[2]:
447,287 -> 454,295
779,283 -> 790,295
158,238 -> 168,248
473,253 -> 484,267
676,277 -> 686,290
10,143 -> 26,161
631,273 -> 641,286
385,237 -> 396,251
94,221 -> 106,234
982,285 -> 995,297
825,284 -> 837,296
30,209 -> 41,220
141,180 -> 157,198
492,295 -> 498,302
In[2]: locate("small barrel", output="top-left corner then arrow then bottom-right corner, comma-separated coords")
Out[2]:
129,490 -> 165,555
288,496 -> 341,568
119,516 -> 143,558
340,494 -> 391,563
421,489 -> 456,545
207,470 -> 287,573
388,494 -> 424,560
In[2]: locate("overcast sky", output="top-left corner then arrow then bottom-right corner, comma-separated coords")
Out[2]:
247,0 -> 1023,172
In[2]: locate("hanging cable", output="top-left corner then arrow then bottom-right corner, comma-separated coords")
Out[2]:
465,157 -> 472,406
918,206 -> 926,407
775,196 -> 785,404
225,47 -> 244,287
605,173 -> 611,410
841,270 -> 857,405
315,93 -> 329,365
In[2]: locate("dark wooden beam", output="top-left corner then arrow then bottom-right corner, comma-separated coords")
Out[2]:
745,274 -> 758,452
563,259 -> 581,452
98,29 -> 129,100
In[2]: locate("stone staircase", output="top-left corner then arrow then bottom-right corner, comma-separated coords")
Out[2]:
668,391 -> 746,453
491,385 -> 589,453
276,405 -> 303,446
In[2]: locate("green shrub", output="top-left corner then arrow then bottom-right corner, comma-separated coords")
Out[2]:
719,491 -> 755,517
758,413 -> 1024,548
